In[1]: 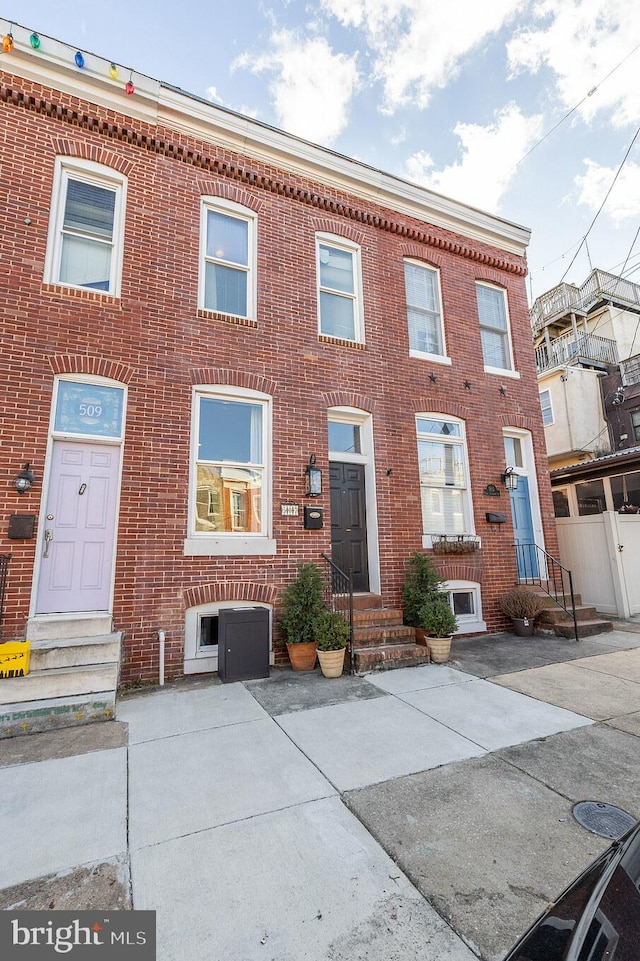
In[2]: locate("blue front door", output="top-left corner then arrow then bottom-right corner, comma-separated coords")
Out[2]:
509,476 -> 538,578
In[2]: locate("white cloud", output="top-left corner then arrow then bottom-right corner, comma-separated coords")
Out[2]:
508,1 -> 640,128
404,104 -> 543,213
233,30 -> 359,145
321,0 -> 524,111
575,159 -> 640,223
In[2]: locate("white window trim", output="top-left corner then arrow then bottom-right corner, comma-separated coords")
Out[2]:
476,281 -> 518,376
328,406 -> 381,594
198,196 -> 257,319
184,385 -> 275,556
316,233 -> 365,343
416,413 -> 475,548
184,601 -> 273,674
404,258 -> 451,365
540,389 -> 554,426
44,156 -> 127,297
442,580 -> 486,634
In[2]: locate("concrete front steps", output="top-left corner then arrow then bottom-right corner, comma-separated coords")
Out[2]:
351,594 -> 430,672
0,631 -> 122,738
527,588 -> 614,639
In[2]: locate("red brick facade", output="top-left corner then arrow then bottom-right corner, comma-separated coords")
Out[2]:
0,40 -> 557,683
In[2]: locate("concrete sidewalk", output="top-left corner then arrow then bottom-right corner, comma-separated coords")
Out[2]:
1,628 -> 639,960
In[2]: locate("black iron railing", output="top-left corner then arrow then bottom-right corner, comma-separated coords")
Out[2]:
514,542 -> 579,641
0,554 -> 10,638
321,553 -> 355,673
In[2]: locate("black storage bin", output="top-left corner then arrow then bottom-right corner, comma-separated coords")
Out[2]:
218,607 -> 270,683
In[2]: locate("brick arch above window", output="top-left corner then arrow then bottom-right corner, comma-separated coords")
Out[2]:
50,137 -> 135,176
410,399 -> 471,419
311,219 -> 365,246
184,582 -> 277,610
500,414 -> 538,432
188,368 -> 277,395
195,179 -> 263,212
322,391 -> 375,412
48,354 -> 134,384
474,268 -> 507,288
400,244 -> 445,270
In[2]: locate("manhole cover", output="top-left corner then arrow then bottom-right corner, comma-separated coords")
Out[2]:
572,801 -> 637,840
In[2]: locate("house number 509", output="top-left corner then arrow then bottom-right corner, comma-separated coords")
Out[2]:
79,404 -> 103,417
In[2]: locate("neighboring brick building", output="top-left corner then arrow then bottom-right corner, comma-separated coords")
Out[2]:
0,24 -> 557,705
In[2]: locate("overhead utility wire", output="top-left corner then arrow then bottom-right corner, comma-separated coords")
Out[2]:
558,124 -> 640,285
515,39 -> 640,169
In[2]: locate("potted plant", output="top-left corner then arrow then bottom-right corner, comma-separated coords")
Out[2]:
498,589 -> 547,637
315,608 -> 350,677
402,550 -> 446,644
279,562 -> 325,670
419,597 -> 458,663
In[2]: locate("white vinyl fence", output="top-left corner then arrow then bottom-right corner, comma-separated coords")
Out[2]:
556,513 -> 640,617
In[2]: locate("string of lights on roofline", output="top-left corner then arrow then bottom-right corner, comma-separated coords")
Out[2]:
1,23 -> 136,95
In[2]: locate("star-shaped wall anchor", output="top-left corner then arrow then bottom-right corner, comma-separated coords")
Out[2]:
463,380 -> 471,390
429,372 -> 437,383
499,386 -> 507,396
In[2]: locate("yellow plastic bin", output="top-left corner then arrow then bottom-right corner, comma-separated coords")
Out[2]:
0,641 -> 31,678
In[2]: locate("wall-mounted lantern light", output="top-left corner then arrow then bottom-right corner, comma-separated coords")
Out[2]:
304,455 -> 322,497
501,466 -> 519,492
14,462 -> 35,494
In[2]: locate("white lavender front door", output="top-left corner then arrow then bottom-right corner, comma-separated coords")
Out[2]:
35,441 -> 121,614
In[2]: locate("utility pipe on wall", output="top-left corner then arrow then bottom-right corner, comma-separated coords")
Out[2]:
157,630 -> 165,686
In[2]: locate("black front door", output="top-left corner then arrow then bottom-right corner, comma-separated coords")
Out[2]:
330,462 -> 369,592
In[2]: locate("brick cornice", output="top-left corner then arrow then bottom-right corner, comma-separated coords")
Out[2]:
1,81 -> 527,278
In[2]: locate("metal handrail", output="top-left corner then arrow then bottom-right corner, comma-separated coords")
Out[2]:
0,554 -> 10,637
321,553 -> 355,674
513,543 -> 579,641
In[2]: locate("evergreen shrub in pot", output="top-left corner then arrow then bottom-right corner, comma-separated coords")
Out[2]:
315,608 -> 350,677
402,550 -> 445,644
279,562 -> 325,670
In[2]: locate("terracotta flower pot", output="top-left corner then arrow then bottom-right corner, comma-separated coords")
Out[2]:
286,641 -> 317,671
317,648 -> 346,678
428,635 -> 452,663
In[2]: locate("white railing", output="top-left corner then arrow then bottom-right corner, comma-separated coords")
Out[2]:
531,269 -> 640,332
535,330 -> 619,372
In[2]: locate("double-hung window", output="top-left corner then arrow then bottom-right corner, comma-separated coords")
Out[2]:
416,415 -> 472,539
187,389 -> 274,555
404,260 -> 446,358
476,282 -> 513,372
45,158 -> 126,295
317,235 -> 363,342
200,200 -> 256,319
539,389 -> 554,426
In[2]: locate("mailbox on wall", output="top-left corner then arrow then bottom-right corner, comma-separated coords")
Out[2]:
303,506 -> 324,529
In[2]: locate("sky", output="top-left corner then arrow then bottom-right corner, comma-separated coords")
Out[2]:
4,1 -> 640,304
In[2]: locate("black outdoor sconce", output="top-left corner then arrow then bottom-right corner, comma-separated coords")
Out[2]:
13,462 -> 35,494
501,466 -> 519,492
304,455 -> 322,497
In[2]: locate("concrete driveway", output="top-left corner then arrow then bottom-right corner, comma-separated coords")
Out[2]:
1,627 -> 639,961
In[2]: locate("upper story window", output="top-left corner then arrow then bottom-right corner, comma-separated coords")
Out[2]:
416,415 -> 473,539
45,158 -> 126,295
540,389 -> 554,426
404,260 -> 447,359
316,235 -> 364,342
476,282 -> 514,372
200,199 -> 256,319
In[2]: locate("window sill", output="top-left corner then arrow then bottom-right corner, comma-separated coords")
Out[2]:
319,334 -> 366,350
197,309 -> 258,328
483,365 -> 521,379
409,350 -> 452,365
183,536 -> 276,556
42,283 -> 120,304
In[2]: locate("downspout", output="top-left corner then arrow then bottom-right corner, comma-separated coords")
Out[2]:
157,630 -> 165,686
561,367 -> 576,454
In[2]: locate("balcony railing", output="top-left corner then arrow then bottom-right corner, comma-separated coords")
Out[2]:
535,330 -> 619,373
531,269 -> 640,333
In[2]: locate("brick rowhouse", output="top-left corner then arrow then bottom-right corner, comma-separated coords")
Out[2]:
0,24 -> 557,685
